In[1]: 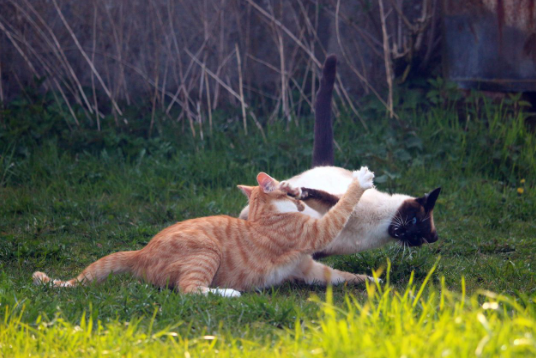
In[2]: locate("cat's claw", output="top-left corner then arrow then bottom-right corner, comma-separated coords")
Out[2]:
353,166 -> 374,189
279,181 -> 302,198
54,280 -> 73,287
208,288 -> 241,297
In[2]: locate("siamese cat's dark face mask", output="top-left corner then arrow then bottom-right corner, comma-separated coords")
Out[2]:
388,188 -> 441,247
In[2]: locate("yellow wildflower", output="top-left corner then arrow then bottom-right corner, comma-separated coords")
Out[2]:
521,179 -> 526,184
517,188 -> 524,194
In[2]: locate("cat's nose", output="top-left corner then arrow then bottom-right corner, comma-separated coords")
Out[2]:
428,232 -> 439,243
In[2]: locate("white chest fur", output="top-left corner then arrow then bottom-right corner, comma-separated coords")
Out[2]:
262,260 -> 302,287
272,199 -> 299,214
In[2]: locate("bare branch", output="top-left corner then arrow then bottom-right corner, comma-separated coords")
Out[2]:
51,0 -> 123,116
378,0 -> 395,119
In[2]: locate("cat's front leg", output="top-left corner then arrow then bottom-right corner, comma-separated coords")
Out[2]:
278,181 -> 302,198
279,182 -> 341,215
290,256 -> 373,286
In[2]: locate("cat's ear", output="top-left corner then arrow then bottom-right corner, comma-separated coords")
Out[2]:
426,187 -> 441,210
256,172 -> 278,193
416,187 -> 441,211
237,185 -> 254,199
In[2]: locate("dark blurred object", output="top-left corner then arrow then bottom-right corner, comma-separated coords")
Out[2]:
443,0 -> 536,92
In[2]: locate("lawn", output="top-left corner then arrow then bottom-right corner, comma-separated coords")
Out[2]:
1,87 -> 535,356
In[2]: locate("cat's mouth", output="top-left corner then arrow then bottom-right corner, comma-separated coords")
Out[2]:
390,229 -> 438,247
397,236 -> 426,247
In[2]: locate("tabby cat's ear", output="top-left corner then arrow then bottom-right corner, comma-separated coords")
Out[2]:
256,172 -> 277,193
237,185 -> 254,199
416,187 -> 441,212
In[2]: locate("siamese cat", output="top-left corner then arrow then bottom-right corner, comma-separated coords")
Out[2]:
240,55 -> 440,280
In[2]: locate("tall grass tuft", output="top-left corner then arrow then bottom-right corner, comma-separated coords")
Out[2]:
306,263 -> 536,357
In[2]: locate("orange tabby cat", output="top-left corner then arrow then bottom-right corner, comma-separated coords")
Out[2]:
33,168 -> 374,297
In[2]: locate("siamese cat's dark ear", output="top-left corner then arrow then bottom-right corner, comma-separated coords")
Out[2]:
416,187 -> 441,211
427,187 -> 441,210
257,172 -> 278,193
237,185 -> 254,199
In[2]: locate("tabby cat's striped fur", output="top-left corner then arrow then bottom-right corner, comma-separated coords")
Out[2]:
33,168 -> 374,297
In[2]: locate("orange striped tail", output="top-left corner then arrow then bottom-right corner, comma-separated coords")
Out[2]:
32,251 -> 137,287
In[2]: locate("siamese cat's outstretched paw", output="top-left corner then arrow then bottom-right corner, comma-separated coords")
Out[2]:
279,181 -> 303,198
353,166 -> 375,189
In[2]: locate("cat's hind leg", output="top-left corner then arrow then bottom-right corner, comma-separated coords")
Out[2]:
171,249 -> 241,298
291,256 -> 373,286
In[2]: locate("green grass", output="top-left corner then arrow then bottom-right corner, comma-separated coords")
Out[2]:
3,268 -> 536,357
1,85 -> 536,356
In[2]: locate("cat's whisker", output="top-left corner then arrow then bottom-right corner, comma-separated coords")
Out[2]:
392,244 -> 399,258
399,216 -> 407,227
394,241 -> 404,259
393,213 -> 404,226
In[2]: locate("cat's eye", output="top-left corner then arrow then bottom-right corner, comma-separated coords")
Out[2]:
411,217 -> 417,225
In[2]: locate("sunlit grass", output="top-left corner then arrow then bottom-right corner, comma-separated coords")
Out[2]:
3,264 -> 536,357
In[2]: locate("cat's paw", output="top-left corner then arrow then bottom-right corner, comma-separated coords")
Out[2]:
353,166 -> 374,189
32,271 -> 50,285
208,288 -> 242,298
367,276 -> 383,284
279,181 -> 302,198
53,280 -> 73,287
